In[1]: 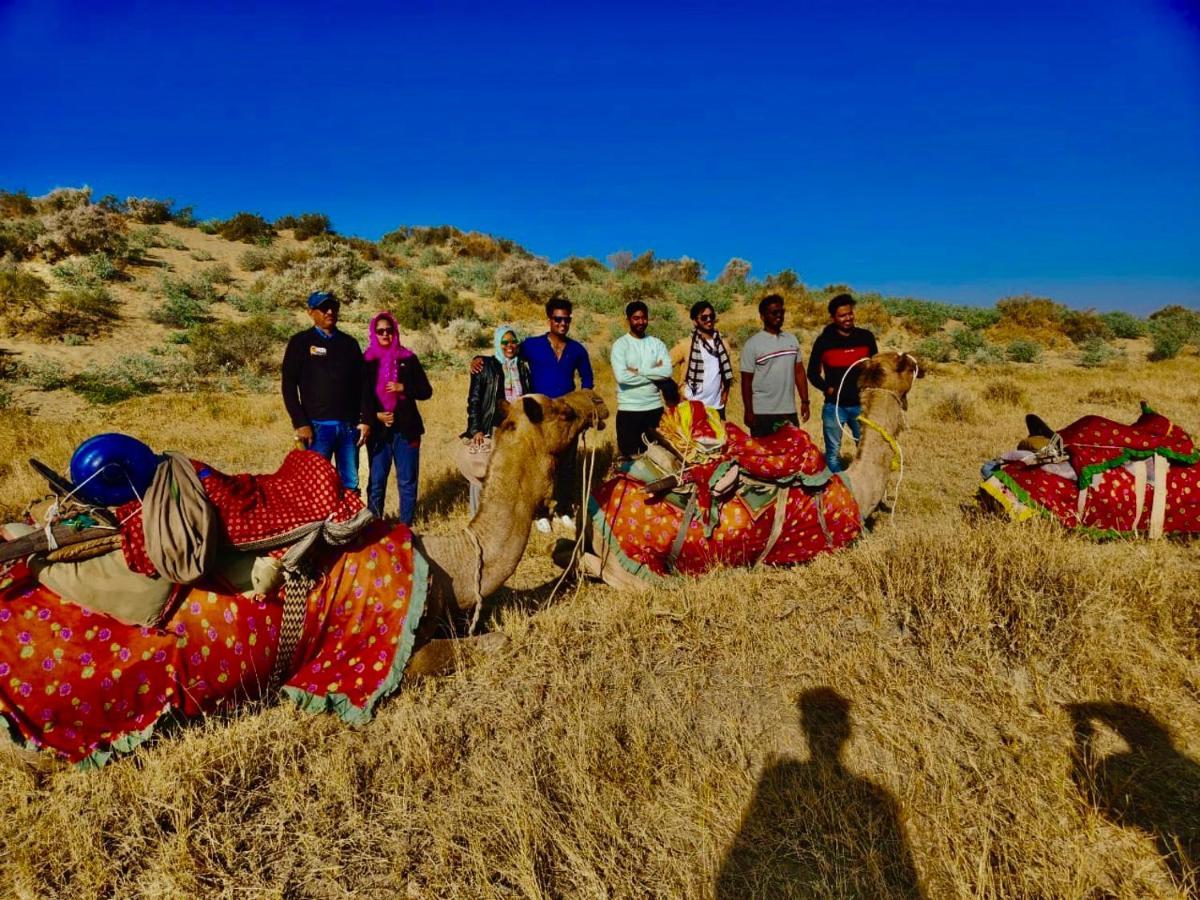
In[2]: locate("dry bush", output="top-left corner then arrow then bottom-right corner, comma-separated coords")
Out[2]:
275,212 -> 331,241
855,299 -> 892,333
450,230 -> 507,261
28,286 -> 121,340
1082,385 -> 1140,407
35,205 -> 128,262
124,197 -> 175,224
929,390 -> 978,423
717,257 -> 751,284
189,316 -> 288,375
258,245 -> 370,307
982,378 -> 1027,407
31,186 -> 92,213
0,190 -> 36,219
0,267 -> 50,334
216,212 -> 276,244
495,256 -> 576,305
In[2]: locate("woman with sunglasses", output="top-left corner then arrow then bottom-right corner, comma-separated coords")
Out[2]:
363,311 -> 432,525
461,324 -> 532,515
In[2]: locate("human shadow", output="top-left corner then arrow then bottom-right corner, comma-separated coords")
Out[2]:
1068,701 -> 1200,895
716,688 -> 924,899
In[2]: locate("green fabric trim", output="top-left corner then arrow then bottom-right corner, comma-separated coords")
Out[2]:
281,548 -> 429,725
587,496 -> 670,586
1076,445 -> 1199,489
76,709 -> 172,770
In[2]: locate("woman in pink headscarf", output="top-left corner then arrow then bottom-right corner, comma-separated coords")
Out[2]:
363,311 -> 432,524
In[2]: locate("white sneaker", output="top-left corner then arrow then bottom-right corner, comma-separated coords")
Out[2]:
534,517 -> 552,534
555,514 -> 575,531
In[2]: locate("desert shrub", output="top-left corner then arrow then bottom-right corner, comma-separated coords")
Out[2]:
259,244 -> 370,307
732,322 -> 758,349
392,278 -> 474,329
764,268 -> 801,291
356,271 -> 405,309
967,343 -> 1005,366
127,225 -> 186,253
995,294 -> 1065,330
20,357 -> 72,390
929,391 -> 978,423
950,327 -> 985,360
560,256 -> 606,283
380,224 -> 461,249
124,197 -> 174,224
1082,386 -> 1139,406
344,236 -> 384,262
982,379 -> 1027,407
445,318 -> 491,350
495,257 -> 576,305
716,257 -> 751,284
619,277 -> 665,303
915,334 -> 953,363
450,231 -> 507,261
1100,310 -> 1146,339
1147,306 -> 1200,361
172,205 -> 197,228
152,275 -> 215,327
35,205 -> 127,261
0,217 -> 45,260
855,299 -> 892,333
446,259 -> 499,295
189,249 -> 215,262
0,383 -> 12,410
892,301 -> 949,336
189,316 -> 289,375
228,290 -> 275,315
197,219 -> 222,235
666,281 -> 737,315
70,355 -> 162,404
573,283 -> 624,316
1005,339 -> 1043,363
607,250 -> 634,272
662,256 -> 705,284
0,267 -> 50,333
28,286 -> 120,339
1076,337 -> 1118,368
275,213 -> 332,241
418,246 -> 449,267
1061,309 -> 1114,345
203,263 -> 235,285
650,303 -> 687,348
217,212 -> 276,245
0,190 -> 36,219
266,247 -> 311,274
32,186 -> 91,213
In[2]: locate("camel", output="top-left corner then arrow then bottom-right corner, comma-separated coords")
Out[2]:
0,390 -> 608,767
572,352 -> 923,590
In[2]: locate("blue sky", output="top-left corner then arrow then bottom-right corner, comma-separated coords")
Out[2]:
2,0 -> 1198,312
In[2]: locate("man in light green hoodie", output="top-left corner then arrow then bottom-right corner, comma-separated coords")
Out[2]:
610,300 -> 673,458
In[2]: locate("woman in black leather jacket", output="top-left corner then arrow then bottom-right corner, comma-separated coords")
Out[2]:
462,324 -> 533,514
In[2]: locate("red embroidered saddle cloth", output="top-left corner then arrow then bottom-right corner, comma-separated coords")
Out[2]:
119,450 -> 364,575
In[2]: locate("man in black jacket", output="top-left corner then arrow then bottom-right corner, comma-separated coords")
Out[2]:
281,291 -> 373,491
807,294 -> 878,473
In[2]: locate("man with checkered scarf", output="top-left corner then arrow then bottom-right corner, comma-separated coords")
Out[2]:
671,300 -> 735,419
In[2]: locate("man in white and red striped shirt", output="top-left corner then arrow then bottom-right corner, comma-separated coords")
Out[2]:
739,294 -> 811,437
807,293 -> 878,472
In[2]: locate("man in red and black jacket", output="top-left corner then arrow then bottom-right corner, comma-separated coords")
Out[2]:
806,293 -> 878,473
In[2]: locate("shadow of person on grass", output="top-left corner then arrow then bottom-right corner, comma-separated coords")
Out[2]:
1068,701 -> 1200,896
716,688 -> 923,899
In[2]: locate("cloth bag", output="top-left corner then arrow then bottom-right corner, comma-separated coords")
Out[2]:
142,451 -> 217,583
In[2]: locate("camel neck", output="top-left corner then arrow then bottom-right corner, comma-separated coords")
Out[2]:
469,433 -> 552,596
844,390 -> 904,518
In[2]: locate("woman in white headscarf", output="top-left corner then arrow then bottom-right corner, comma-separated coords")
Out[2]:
460,324 -> 533,515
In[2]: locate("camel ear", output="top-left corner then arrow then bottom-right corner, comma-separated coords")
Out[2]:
522,395 -> 544,424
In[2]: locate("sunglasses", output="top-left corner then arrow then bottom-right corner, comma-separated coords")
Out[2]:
375,327 -> 394,335
551,316 -> 572,324
697,314 -> 716,322
500,338 -> 519,345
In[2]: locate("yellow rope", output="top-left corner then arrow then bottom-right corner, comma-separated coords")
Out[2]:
857,414 -> 901,472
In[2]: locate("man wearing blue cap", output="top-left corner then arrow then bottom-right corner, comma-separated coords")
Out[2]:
281,291 -> 373,492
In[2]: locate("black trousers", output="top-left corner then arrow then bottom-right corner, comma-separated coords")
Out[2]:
750,413 -> 799,438
616,407 -> 665,458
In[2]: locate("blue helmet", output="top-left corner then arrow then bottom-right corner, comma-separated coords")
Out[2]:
68,433 -> 161,507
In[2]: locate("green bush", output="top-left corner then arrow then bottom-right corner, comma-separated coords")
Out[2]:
1147,306 -> 1200,361
51,252 -> 120,287
666,281 -> 737,315
1005,339 -> 1043,363
0,217 -> 46,261
446,259 -> 499,294
418,246 -> 448,267
393,278 -> 475,329
494,257 -> 576,305
29,286 -> 121,339
70,355 -> 162,404
238,247 -> 273,272
217,212 -> 276,245
950,327 -> 985,360
573,283 -> 624,316
915,334 -> 953,363
152,274 -> 215,327
1061,310 -> 1114,345
1101,310 -> 1146,339
559,256 -> 606,282
0,267 -> 50,333
21,357 -> 72,390
1077,337 -> 1118,368
276,213 -> 332,241
189,315 -> 288,375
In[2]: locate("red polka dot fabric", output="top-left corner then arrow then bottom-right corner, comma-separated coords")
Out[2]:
0,521 -> 425,766
120,451 -> 364,576
590,405 -> 862,580
990,409 -> 1200,536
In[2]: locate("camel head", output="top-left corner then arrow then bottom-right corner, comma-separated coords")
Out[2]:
856,351 -> 924,410
495,389 -> 609,456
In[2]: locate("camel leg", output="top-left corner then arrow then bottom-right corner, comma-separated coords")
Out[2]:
403,632 -> 508,680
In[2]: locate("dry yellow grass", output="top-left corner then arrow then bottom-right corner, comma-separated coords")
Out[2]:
1,304 -> 1199,896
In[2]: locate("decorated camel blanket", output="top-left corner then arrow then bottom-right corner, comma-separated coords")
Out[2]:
589,402 -> 861,584
980,406 -> 1200,537
0,521 -> 426,767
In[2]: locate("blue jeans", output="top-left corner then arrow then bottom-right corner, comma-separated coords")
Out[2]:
367,430 -> 421,524
310,420 -> 361,491
821,402 -> 862,473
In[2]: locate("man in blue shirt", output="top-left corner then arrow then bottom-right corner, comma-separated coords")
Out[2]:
471,296 -> 593,532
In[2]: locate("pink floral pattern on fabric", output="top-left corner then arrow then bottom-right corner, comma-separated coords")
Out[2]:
0,522 -> 423,765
